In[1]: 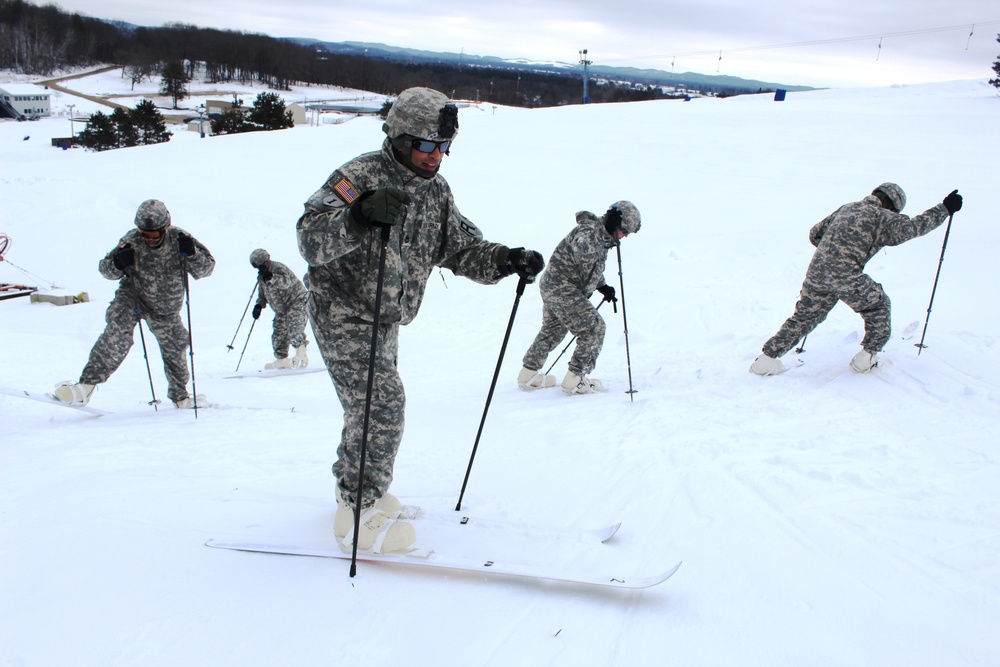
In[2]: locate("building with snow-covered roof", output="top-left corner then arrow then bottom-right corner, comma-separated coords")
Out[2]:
0,83 -> 52,120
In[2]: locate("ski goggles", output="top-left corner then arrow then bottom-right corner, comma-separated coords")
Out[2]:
409,138 -> 452,154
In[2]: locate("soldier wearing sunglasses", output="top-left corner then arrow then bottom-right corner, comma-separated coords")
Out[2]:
297,87 -> 545,554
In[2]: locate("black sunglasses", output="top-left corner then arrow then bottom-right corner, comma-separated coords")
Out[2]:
409,138 -> 451,154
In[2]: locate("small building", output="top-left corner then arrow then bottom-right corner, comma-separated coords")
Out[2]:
0,83 -> 52,119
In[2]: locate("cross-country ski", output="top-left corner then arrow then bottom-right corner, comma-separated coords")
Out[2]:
206,538 -> 680,589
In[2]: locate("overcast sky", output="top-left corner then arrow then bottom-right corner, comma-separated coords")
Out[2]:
53,0 -> 1000,88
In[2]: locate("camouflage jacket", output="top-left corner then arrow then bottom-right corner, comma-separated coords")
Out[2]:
297,138 -> 507,325
539,211 -> 616,299
99,226 -> 215,318
804,195 -> 948,290
255,260 -> 307,313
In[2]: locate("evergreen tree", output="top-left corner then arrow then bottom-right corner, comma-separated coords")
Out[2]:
248,91 -> 294,130
210,95 -> 248,135
160,59 -> 190,109
131,99 -> 170,145
110,107 -> 137,147
990,34 -> 1000,91
78,111 -> 118,151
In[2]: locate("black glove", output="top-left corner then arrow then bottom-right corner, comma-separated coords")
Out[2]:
112,243 -> 134,271
178,232 -> 196,257
252,303 -> 263,320
597,284 -> 617,303
942,189 -> 962,214
258,265 -> 272,282
350,187 -> 409,229
498,247 -> 545,281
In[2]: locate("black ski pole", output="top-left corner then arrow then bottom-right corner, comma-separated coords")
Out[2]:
456,274 -> 530,512
126,267 -> 161,411
915,211 -> 956,355
543,298 -> 606,377
182,260 -> 199,418
795,335 -> 808,354
234,317 -> 257,372
350,223 -> 393,577
227,282 -> 259,351
614,241 -> 636,401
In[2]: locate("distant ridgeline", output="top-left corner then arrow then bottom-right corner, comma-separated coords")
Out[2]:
0,0 -> 814,107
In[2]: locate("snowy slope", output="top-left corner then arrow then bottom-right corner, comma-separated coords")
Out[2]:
1,73 -> 998,666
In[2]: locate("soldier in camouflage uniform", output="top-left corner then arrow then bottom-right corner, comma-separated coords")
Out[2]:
750,184 -> 963,375
519,202 -> 641,395
54,199 -> 216,408
248,248 -> 309,369
296,87 -> 544,553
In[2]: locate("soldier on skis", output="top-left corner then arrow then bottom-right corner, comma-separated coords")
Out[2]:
53,199 -> 215,408
296,87 -> 545,553
248,248 -> 309,370
518,201 -> 641,394
750,183 -> 963,375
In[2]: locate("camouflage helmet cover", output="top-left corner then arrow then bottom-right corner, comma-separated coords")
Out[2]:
382,87 -> 459,142
872,182 -> 906,213
611,200 -> 641,234
134,199 -> 171,231
250,248 -> 270,268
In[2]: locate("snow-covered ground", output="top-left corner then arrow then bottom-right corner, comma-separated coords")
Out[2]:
2,70 -> 998,666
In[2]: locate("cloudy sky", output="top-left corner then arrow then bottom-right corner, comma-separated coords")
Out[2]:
54,0 -> 999,88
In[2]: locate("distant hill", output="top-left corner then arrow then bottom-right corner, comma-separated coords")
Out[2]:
293,39 -> 818,93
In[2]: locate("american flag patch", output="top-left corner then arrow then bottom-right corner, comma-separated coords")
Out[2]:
333,178 -> 360,204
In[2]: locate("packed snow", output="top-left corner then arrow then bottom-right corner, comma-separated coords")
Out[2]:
1,71 -> 998,666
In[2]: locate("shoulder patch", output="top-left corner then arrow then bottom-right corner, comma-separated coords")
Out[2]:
332,178 -> 360,205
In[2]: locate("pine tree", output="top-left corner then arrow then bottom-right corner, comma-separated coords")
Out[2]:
990,34 -> 1000,91
110,107 -> 137,147
248,92 -> 294,130
131,99 -> 170,145
160,60 -> 191,109
78,112 -> 118,152
210,95 -> 248,135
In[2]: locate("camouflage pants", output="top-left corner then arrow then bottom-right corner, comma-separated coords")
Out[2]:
762,275 -> 891,358
80,292 -> 190,402
271,294 -> 309,358
522,292 -> 605,376
309,294 -> 404,509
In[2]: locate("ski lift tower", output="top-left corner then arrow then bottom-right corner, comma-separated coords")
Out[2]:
579,49 -> 592,104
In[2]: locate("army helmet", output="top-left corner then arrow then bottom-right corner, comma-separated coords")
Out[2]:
383,87 -> 459,147
249,248 -> 270,268
134,199 -> 171,231
872,183 -> 906,213
610,200 -> 641,235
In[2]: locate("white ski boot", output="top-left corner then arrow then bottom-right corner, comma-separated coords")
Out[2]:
517,366 -> 556,390
334,490 -> 414,554
849,349 -> 878,373
265,356 -> 294,370
174,394 -> 208,409
291,344 -> 309,369
53,382 -> 95,406
561,371 -> 604,395
749,354 -> 784,376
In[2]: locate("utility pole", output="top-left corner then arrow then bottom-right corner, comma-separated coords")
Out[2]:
579,49 -> 592,104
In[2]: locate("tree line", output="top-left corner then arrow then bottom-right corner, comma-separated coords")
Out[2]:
0,0 -> 693,107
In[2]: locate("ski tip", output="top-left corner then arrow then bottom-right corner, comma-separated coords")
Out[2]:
599,522 -> 622,542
